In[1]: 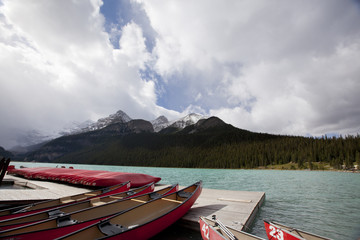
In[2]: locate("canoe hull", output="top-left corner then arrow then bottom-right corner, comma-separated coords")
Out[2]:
199,217 -> 265,240
199,217 -> 226,240
106,184 -> 201,240
264,221 -> 331,240
0,218 -> 101,240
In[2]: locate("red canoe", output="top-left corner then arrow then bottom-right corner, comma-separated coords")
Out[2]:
264,220 -> 331,240
7,166 -> 161,187
57,181 -> 202,240
0,181 -> 131,220
199,216 -> 265,240
0,184 -> 179,240
0,182 -> 155,229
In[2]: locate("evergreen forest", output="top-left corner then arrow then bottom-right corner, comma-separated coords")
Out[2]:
52,128 -> 360,170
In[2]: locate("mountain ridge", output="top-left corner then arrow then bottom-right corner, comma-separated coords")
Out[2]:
8,110 -> 207,149
22,115 -> 247,162
10,113 -> 359,171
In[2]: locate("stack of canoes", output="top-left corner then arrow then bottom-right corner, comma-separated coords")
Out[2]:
0,181 -> 131,219
0,181 -> 202,240
7,166 -> 161,187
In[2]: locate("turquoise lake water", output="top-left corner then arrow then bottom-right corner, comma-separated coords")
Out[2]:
10,162 -> 360,239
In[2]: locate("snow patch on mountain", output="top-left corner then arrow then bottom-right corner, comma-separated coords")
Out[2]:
152,113 -> 208,132
69,110 -> 132,134
59,120 -> 95,135
151,116 -> 169,132
10,110 -> 208,148
169,113 -> 208,129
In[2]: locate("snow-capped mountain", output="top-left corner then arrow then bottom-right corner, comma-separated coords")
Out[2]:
152,113 -> 208,132
9,110 -> 207,149
169,113 -> 208,129
151,116 -> 169,132
9,129 -> 56,153
59,120 -> 95,136
72,111 -> 206,134
69,110 -> 132,134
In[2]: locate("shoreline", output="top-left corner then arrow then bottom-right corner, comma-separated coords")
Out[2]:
9,161 -> 359,173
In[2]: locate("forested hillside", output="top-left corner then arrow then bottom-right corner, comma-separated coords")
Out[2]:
46,120 -> 360,170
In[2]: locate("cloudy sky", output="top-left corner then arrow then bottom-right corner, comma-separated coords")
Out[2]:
1,0 -> 360,148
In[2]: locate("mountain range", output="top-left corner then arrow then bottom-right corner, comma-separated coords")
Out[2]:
8,111 -> 207,153
3,109 -> 359,170
22,113 -> 266,166
6,110 -> 216,161
65,110 -> 207,135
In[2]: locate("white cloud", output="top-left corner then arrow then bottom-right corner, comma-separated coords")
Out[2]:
0,0 -> 168,148
1,0 -> 359,148
118,22 -> 151,69
139,0 -> 360,136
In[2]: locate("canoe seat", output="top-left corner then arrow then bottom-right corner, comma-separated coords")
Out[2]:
109,196 -> 123,199
60,197 -> 75,204
76,197 -> 87,201
161,198 -> 182,204
92,202 -> 106,207
84,193 -> 97,196
130,199 -> 147,203
90,198 -> 106,207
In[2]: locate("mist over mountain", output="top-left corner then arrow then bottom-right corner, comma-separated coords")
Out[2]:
0,146 -> 14,159
11,110 -> 209,161
8,110 -> 206,150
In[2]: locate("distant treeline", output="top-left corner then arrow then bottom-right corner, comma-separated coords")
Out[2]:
53,130 -> 360,170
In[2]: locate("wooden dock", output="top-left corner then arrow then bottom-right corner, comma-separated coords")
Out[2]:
177,187 -> 265,231
1,176 -> 265,233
